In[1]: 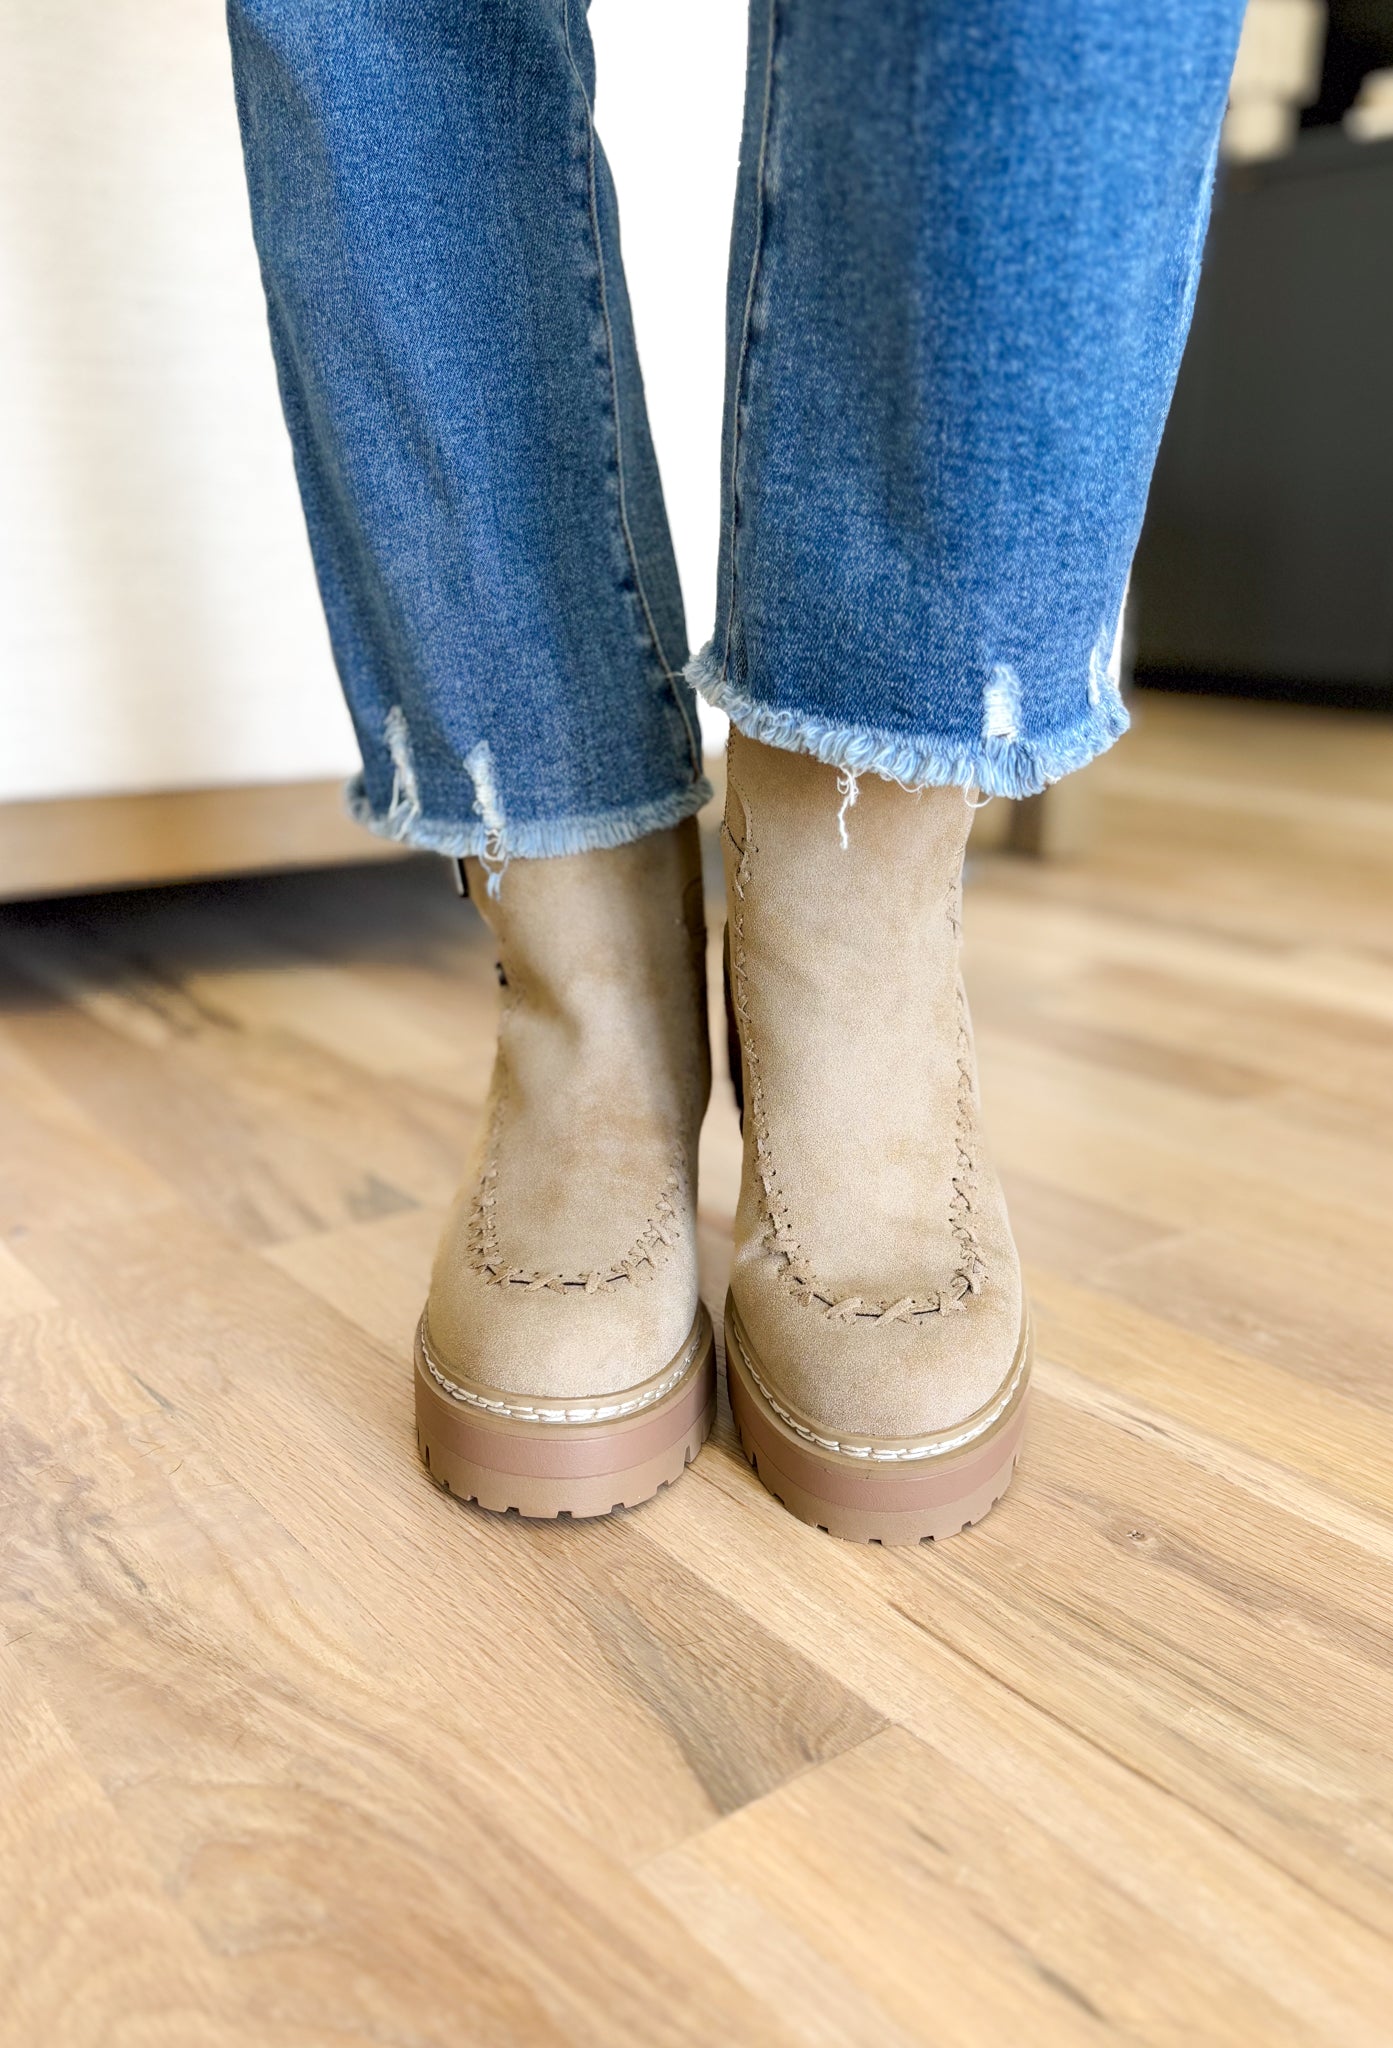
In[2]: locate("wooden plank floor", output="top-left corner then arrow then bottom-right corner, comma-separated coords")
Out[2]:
2,690 -> 1391,2046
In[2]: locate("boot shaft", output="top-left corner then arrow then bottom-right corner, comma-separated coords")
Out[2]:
466,818 -> 711,1150
722,732 -> 980,1303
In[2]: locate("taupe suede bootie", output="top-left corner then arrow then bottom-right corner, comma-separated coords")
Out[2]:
721,733 -> 1031,1544
415,820 -> 715,1518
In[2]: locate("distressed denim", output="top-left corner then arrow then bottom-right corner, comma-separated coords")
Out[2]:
228,0 -> 1244,853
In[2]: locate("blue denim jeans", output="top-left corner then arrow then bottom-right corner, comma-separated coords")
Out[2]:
228,0 -> 1243,858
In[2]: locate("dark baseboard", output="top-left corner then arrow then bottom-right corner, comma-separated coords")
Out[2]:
1133,670 -> 1393,717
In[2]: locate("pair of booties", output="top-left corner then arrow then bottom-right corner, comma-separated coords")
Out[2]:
414,732 -> 1031,1545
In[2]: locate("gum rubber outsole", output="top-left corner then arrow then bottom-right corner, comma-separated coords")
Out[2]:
725,1295 -> 1030,1545
415,1306 -> 716,1520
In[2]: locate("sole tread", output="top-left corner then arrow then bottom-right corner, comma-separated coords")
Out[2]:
725,1304 -> 1029,1545
414,1308 -> 716,1523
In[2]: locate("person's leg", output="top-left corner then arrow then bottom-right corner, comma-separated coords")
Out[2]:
712,0 -> 1245,1541
698,0 -> 1243,793
228,0 -> 715,1513
227,0 -> 707,859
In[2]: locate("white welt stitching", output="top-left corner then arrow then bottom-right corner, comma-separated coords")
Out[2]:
419,1319 -> 699,1425
735,1322 -> 1028,1463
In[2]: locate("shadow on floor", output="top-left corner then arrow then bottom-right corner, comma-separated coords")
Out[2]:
0,855 -> 485,1012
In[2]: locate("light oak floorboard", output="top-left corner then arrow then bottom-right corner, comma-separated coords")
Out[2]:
2,693 -> 1390,2044
642,1724 -> 1324,2047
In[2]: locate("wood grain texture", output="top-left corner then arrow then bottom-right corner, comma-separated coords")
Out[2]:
1,693 -> 1390,2045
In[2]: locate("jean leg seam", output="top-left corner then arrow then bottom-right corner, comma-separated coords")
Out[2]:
560,0 -> 701,779
720,0 -> 779,683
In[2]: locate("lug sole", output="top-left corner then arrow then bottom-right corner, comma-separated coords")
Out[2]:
724,1297 -> 1030,1545
414,1306 -> 716,1520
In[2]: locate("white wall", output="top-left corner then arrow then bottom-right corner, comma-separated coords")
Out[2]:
0,0 -> 356,802
0,0 -> 743,806
592,0 -> 746,747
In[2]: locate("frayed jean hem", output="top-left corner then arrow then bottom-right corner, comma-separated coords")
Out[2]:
688,645 -> 1130,800
343,772 -> 714,861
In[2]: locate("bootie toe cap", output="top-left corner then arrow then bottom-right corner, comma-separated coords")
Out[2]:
729,1225 -> 1025,1447
425,1217 -> 701,1404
